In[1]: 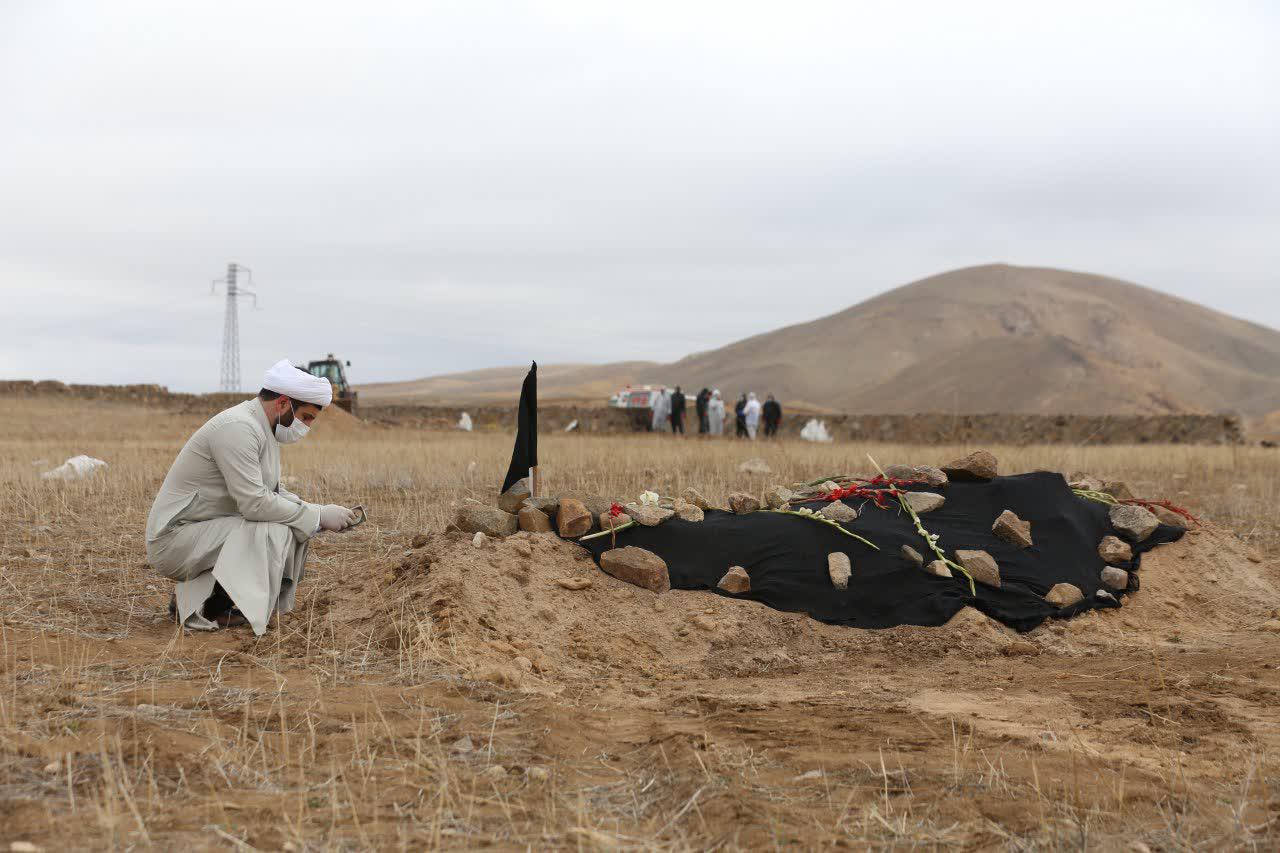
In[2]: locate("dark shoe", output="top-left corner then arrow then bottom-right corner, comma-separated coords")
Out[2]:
215,608 -> 248,629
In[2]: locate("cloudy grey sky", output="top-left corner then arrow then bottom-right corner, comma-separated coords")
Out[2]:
2,1 -> 1277,392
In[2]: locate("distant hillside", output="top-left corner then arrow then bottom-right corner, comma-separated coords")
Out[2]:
360,265 -> 1280,415
361,361 -> 660,406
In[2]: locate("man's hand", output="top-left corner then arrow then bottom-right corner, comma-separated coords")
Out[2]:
319,504 -> 358,532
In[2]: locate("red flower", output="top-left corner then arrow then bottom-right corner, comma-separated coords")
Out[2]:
819,477 -> 922,510
1121,498 -> 1199,525
609,502 -> 625,518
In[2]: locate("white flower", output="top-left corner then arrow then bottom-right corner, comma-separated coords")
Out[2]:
639,490 -> 660,506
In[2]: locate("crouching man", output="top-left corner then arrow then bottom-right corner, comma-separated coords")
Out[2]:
146,359 -> 358,633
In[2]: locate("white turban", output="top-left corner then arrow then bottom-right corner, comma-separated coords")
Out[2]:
261,359 -> 333,407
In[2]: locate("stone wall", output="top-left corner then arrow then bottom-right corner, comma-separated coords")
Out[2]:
0,380 -> 251,415
780,412 -> 1244,446
1,380 -> 1243,444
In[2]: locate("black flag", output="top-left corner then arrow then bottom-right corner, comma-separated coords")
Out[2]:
502,361 -> 538,493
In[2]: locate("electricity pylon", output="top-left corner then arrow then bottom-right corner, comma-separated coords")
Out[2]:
211,263 -> 257,392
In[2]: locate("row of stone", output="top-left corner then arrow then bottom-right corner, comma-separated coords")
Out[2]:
453,455 -> 1174,610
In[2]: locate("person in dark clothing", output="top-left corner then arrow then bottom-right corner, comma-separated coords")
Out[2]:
695,388 -> 710,434
734,394 -> 748,438
762,394 -> 782,437
670,386 -> 686,434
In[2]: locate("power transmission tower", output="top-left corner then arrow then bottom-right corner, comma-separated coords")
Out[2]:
211,263 -> 257,392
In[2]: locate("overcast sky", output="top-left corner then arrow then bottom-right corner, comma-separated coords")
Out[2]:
2,1 -> 1277,392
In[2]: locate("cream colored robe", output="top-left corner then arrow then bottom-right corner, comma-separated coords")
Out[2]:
146,399 -> 321,634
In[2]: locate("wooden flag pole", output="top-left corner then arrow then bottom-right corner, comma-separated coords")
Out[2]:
529,466 -> 542,498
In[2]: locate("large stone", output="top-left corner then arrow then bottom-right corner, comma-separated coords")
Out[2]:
900,545 -> 924,568
1102,480 -> 1136,501
1100,567 -> 1130,591
672,499 -> 705,523
518,506 -> 554,533
941,450 -> 999,481
454,504 -> 519,538
1097,535 -> 1133,564
523,495 -> 560,517
764,485 -> 795,510
916,466 -> 947,484
1109,504 -> 1159,542
1149,504 -> 1188,529
739,457 -> 772,475
596,511 -> 632,531
828,552 -> 851,590
497,479 -> 531,514
717,566 -> 751,594
600,546 -> 670,593
728,492 -> 761,514
992,509 -> 1033,548
912,466 -> 948,488
955,549 -> 1001,588
558,490 -> 613,519
624,503 -> 675,527
1045,583 -> 1084,608
903,492 -> 946,514
681,487 -> 712,510
924,560 -> 952,578
556,499 -> 593,538
1067,472 -> 1104,492
884,464 -> 948,488
818,501 -> 858,523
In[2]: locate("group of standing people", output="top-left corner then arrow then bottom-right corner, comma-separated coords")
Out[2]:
650,386 -> 782,439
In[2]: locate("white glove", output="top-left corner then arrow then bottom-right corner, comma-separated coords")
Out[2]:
319,504 -> 357,532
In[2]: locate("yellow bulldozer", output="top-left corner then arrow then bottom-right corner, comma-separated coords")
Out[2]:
300,354 -> 359,416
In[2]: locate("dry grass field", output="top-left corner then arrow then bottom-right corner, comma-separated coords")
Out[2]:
2,395 -> 1279,849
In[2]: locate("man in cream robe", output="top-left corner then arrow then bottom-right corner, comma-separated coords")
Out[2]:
146,360 -> 357,634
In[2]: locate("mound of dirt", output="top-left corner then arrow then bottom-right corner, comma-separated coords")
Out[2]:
352,522 -> 1275,701
316,403 -> 366,434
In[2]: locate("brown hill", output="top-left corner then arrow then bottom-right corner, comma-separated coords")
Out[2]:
361,265 -> 1280,415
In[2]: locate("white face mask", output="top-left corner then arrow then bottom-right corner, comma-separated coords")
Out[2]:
274,401 -> 311,444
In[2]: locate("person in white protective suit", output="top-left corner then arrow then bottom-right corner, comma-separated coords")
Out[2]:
707,389 -> 726,436
744,392 -> 763,440
650,387 -> 671,433
145,360 -> 359,633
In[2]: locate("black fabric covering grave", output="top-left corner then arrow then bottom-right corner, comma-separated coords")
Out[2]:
578,472 -> 1183,632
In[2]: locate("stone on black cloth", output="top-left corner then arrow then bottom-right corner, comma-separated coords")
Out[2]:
575,472 -> 1182,633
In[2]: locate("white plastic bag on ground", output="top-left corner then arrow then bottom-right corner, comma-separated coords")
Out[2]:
42,455 -> 108,480
800,419 -> 833,443
457,412 -> 473,431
